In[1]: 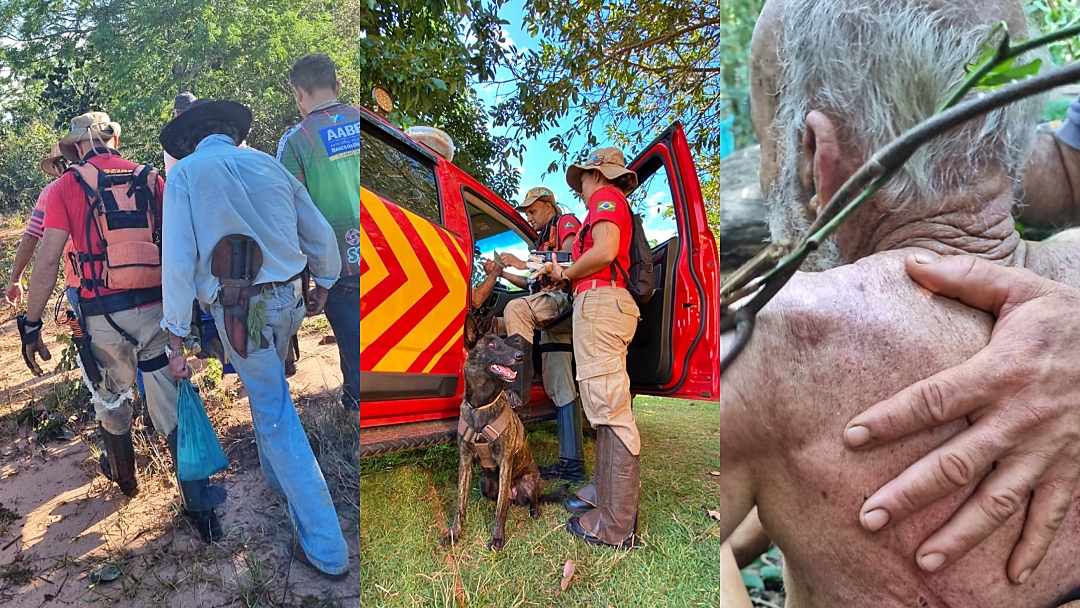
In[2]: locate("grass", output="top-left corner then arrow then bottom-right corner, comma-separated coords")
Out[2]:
359,396 -> 721,607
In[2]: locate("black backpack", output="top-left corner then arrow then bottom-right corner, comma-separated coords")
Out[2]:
617,211 -> 656,304
579,204 -> 656,305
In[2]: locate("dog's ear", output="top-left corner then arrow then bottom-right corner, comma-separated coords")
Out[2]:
464,313 -> 480,351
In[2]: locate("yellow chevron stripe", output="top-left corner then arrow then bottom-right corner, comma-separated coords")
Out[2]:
423,327 -> 464,373
359,221 -> 386,292
374,210 -> 466,371
360,192 -> 433,356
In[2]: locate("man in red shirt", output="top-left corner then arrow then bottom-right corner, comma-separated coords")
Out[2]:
474,186 -> 586,481
17,111 -> 225,542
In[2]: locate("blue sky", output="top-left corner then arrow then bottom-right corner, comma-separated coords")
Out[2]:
470,0 -> 681,252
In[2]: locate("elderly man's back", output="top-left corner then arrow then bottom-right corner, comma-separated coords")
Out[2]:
722,242 -> 1080,607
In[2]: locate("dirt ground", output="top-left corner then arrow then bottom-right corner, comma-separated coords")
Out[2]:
0,267 -> 360,607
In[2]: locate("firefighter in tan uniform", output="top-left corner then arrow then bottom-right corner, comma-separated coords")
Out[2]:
546,148 -> 641,549
472,187 -> 586,481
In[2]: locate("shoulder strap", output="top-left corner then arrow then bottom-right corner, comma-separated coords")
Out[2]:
66,162 -> 100,207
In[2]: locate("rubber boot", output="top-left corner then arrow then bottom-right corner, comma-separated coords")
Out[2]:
166,431 -> 227,543
98,426 -> 140,497
539,399 -> 585,481
505,334 -> 534,407
566,426 -> 640,548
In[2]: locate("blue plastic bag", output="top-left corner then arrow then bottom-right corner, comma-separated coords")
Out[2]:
176,379 -> 228,481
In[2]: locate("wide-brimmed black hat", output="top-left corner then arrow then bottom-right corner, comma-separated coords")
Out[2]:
159,99 -> 252,160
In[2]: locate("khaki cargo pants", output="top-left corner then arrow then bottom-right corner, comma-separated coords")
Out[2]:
572,286 -> 640,455
85,303 -> 179,437
502,289 -> 577,407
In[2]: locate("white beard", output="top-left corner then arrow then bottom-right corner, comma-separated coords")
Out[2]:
765,152 -> 844,272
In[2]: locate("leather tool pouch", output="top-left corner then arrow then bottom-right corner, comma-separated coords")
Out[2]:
211,234 -> 265,359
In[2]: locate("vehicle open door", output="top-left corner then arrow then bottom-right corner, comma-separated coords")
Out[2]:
624,122 -> 719,400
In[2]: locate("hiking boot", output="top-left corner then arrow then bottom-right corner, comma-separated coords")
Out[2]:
566,426 -> 640,548
504,334 -> 534,407
539,457 -> 585,482
98,426 -> 139,498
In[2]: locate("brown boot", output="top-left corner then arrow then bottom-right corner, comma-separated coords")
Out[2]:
566,426 -> 640,548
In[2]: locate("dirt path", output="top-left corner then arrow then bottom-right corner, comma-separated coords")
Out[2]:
0,316 -> 359,607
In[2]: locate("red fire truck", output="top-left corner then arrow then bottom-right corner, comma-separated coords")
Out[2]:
359,105 -> 718,455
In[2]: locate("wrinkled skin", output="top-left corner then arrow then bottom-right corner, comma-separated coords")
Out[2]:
720,242 -> 1080,608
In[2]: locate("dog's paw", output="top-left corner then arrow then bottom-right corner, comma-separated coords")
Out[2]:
439,531 -> 457,548
487,535 -> 504,551
530,506 -> 541,519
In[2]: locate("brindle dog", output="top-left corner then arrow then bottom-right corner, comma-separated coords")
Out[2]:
440,316 -> 564,551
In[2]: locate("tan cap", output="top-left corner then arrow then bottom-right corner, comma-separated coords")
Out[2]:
515,186 -> 557,211
38,143 -> 67,177
565,147 -> 638,194
58,111 -> 122,161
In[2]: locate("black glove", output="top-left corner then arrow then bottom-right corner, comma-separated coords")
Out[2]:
17,315 -> 51,376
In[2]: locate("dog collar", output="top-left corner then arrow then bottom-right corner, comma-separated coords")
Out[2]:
471,394 -> 503,411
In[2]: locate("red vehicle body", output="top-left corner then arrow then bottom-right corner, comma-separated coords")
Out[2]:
359,106 -> 718,455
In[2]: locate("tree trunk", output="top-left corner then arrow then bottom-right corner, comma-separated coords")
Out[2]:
719,145 -> 769,272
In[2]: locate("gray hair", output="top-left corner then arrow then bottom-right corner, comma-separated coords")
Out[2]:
774,0 -> 1044,206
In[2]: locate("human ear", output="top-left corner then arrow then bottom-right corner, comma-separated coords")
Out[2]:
800,110 -> 844,218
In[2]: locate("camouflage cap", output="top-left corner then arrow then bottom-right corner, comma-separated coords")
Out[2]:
515,186 -> 557,211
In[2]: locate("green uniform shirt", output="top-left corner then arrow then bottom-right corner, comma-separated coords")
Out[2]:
276,103 -> 361,278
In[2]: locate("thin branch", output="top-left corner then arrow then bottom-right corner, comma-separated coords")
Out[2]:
0,28 -> 90,43
720,58 -> 1080,373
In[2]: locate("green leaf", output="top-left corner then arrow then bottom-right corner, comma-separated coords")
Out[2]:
247,298 -> 267,347
976,58 -> 1043,89
430,77 -> 448,91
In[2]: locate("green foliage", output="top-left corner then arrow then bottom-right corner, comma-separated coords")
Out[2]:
54,333 -> 78,373
0,118 -> 61,215
496,0 -> 732,236
1024,0 -> 1080,65
202,357 -> 223,391
0,0 -> 519,208
16,378 -> 87,445
358,0 -> 520,199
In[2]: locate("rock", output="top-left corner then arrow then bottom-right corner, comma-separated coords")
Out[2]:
720,145 -> 769,271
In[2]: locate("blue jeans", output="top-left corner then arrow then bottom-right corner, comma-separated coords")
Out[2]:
210,281 -> 348,574
66,287 -> 81,322
324,275 -> 358,410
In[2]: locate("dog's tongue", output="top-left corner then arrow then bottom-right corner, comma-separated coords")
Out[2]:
491,364 -> 517,381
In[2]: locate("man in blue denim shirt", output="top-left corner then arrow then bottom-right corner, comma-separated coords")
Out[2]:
158,99 -> 349,580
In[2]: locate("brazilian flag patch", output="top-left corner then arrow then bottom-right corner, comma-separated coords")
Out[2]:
597,201 -> 616,212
